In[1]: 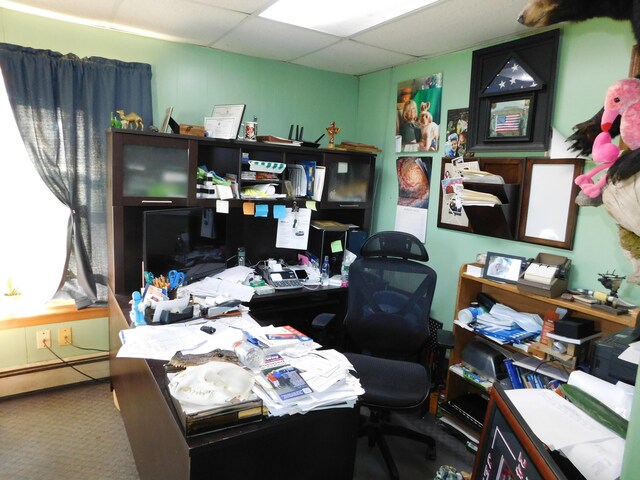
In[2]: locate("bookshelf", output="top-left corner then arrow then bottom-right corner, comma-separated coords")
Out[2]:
443,263 -> 640,442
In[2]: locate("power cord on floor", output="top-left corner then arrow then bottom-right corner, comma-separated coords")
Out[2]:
43,340 -> 110,384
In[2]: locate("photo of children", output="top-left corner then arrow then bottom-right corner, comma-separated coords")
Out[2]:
396,73 -> 443,153
444,108 -> 468,158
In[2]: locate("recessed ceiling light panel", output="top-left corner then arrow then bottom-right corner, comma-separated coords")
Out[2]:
260,0 -> 440,37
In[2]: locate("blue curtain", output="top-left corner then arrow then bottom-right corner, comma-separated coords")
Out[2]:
0,43 -> 153,306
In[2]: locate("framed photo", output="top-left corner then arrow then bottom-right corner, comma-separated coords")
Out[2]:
483,252 -> 526,284
206,104 -> 246,140
486,95 -> 533,142
444,108 -> 468,157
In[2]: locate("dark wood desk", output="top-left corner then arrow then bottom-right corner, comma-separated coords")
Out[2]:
109,291 -> 359,480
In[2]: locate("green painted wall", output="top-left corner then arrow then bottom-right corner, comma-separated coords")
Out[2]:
1,8 -> 639,478
0,8 -> 360,146
357,20 -> 640,325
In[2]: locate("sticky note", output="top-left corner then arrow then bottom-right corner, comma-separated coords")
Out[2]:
243,202 -> 255,215
273,204 -> 287,219
255,204 -> 269,217
306,201 -> 317,211
331,240 -> 343,253
216,200 -> 229,214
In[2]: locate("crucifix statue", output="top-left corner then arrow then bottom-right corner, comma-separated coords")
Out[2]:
326,121 -> 341,149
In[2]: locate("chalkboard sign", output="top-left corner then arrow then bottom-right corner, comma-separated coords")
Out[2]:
471,384 -> 568,480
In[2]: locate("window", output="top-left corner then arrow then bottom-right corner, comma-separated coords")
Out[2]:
0,69 -> 68,312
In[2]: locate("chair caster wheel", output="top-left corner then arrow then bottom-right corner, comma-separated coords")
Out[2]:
426,445 -> 437,461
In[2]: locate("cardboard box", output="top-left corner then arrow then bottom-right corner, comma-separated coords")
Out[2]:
517,253 -> 571,298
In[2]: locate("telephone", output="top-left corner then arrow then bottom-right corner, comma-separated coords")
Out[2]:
259,265 -> 303,290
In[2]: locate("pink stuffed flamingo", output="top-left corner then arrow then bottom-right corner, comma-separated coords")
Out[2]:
575,78 -> 640,198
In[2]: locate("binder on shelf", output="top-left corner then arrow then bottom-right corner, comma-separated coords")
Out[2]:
312,165 -> 326,201
503,358 -> 525,389
298,160 -> 316,197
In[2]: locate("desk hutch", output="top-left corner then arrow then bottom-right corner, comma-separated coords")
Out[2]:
106,129 -> 375,479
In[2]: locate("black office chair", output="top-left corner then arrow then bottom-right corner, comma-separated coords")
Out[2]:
329,231 -> 438,479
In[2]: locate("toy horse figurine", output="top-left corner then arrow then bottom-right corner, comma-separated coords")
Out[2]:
575,78 -> 640,198
116,110 -> 144,130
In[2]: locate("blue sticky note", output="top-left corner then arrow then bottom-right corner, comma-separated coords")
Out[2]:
273,204 -> 287,219
255,204 -> 269,217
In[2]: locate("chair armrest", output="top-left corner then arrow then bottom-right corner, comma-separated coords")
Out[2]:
312,313 -> 337,330
436,328 -> 455,350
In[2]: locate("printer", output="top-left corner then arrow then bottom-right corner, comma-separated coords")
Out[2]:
591,327 -> 639,385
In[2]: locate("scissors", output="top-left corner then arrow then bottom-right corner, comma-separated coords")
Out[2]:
143,271 -> 154,286
168,270 -> 185,289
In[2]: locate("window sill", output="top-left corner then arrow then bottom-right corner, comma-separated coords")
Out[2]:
0,298 -> 108,330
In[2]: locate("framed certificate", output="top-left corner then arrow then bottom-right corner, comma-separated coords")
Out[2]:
206,104 -> 246,139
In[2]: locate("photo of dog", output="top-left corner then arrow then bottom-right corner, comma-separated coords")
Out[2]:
418,102 -> 439,151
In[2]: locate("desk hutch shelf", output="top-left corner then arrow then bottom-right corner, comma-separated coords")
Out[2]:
106,129 -> 376,295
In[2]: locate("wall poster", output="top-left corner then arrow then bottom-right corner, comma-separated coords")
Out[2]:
395,73 -> 443,153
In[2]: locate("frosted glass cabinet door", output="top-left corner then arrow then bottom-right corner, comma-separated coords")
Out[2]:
122,144 -> 189,199
109,131 -> 195,206
324,153 -> 374,206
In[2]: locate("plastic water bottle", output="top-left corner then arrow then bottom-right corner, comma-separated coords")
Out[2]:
321,256 -> 330,286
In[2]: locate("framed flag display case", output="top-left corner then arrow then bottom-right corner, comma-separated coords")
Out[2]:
468,30 -> 559,152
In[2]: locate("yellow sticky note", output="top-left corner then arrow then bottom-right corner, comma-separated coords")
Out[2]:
306,201 -> 317,211
331,240 -> 343,253
243,202 -> 255,215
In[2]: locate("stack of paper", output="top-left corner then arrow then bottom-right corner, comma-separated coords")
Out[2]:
458,188 -> 502,206
252,348 -> 363,417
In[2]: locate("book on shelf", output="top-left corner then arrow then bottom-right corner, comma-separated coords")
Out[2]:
255,353 -> 313,403
298,160 -> 316,197
312,165 -> 325,201
449,363 -> 493,390
472,322 -> 540,344
503,358 -> 525,389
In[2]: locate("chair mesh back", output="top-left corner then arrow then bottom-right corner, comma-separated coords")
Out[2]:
344,232 -> 436,361
361,230 -> 428,262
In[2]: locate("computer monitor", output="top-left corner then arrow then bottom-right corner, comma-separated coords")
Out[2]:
143,207 -> 227,285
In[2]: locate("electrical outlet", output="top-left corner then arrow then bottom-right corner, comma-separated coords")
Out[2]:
36,330 -> 51,349
58,327 -> 72,346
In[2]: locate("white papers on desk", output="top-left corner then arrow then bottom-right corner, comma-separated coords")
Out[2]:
253,349 -> 363,417
117,312 -> 260,361
179,266 -> 255,302
506,389 -> 624,480
568,370 -> 634,420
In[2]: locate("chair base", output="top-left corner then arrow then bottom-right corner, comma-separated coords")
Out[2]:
360,409 -> 437,480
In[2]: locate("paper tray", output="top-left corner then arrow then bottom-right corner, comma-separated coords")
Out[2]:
167,386 -> 266,436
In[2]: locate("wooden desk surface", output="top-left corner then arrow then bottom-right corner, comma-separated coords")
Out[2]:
109,291 -> 359,480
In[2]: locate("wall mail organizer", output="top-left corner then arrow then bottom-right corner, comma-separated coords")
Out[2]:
437,156 -> 584,250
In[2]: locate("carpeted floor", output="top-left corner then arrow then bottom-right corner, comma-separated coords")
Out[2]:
0,381 -> 475,480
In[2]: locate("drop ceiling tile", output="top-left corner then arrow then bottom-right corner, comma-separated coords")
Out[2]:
355,0 -> 528,58
212,16 -> 338,62
191,0 -> 275,15
113,0 -> 247,45
293,40 -> 416,76
1,0 -> 119,20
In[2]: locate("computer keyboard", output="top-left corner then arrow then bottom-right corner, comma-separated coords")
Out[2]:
271,278 -> 303,290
